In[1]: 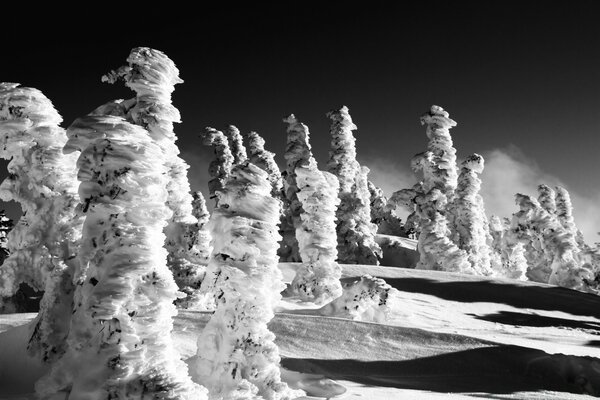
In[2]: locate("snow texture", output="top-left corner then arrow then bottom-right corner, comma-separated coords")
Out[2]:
100,47 -> 203,304
201,127 -> 234,203
279,114 -> 315,262
37,107 -> 205,399
327,106 -> 381,265
191,162 -> 304,400
226,125 -> 248,166
451,154 -> 493,276
0,83 -> 83,363
244,130 -> 283,198
288,160 -> 342,304
317,275 -> 396,323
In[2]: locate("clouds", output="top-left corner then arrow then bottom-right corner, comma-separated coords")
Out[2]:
363,146 -> 600,245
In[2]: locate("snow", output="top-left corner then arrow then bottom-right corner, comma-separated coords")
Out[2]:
3,261 -> 600,399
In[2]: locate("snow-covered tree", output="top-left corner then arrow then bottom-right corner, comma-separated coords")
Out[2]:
101,47 -> 203,303
388,182 -> 423,238
244,130 -> 283,198
537,184 -> 557,215
327,106 -> 381,264
279,114 -> 315,262
367,181 -> 406,236
414,189 -> 472,272
37,111 -> 205,399
191,162 -> 304,400
452,154 -> 493,275
0,210 -> 12,264
226,125 -> 248,165
288,160 -> 342,304
488,215 -> 528,280
177,190 -> 212,308
201,127 -> 234,202
555,185 -> 586,248
0,83 -> 83,362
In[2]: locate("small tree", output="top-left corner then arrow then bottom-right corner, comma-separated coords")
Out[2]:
555,185 -> 586,248
537,184 -> 557,215
0,210 -> 13,266
367,181 -> 406,237
201,127 -> 234,203
0,83 -> 83,362
327,106 -> 381,264
488,215 -> 528,280
452,154 -> 493,275
226,124 -> 248,165
244,130 -> 283,198
288,159 -> 342,304
191,162 -> 304,400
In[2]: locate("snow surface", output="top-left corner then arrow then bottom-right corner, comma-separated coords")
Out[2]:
2,261 -> 600,399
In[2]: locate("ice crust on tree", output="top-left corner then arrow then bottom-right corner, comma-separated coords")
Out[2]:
201,127 -> 234,202
0,83 -> 83,362
100,47 -> 204,304
279,114 -> 315,262
244,130 -> 283,198
226,125 -> 248,165
326,106 -> 381,264
288,160 -> 342,304
36,110 -> 205,398
451,154 -> 493,275
191,162 -> 304,400
317,275 -> 397,323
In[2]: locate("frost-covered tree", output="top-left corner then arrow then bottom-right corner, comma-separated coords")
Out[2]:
537,184 -> 557,215
0,210 -> 12,264
413,105 -> 459,198
37,112 -> 205,399
279,114 -> 315,262
101,47 -> 203,303
388,182 -> 423,238
288,160 -> 342,304
555,186 -> 586,248
177,191 -> 212,308
226,125 -> 248,165
244,130 -> 283,198
452,154 -> 493,275
327,106 -> 381,264
0,83 -> 83,362
191,162 -> 304,400
488,215 -> 528,280
511,194 -> 593,290
414,189 -> 472,272
367,181 -> 406,237
201,127 -> 234,202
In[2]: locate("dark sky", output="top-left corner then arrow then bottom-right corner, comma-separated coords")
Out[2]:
3,2 -> 600,220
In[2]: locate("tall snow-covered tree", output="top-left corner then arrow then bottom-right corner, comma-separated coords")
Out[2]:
326,106 -> 381,264
555,185 -> 586,248
367,181 -> 406,237
537,184 -> 557,215
226,125 -> 248,165
191,162 -> 304,400
101,47 -> 203,302
244,130 -> 283,198
201,127 -> 234,202
0,83 -> 83,362
37,111 -> 205,399
288,159 -> 342,304
452,154 -> 493,275
279,114 -> 315,262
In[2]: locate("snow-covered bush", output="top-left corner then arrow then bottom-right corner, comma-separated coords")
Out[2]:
327,106 -> 381,264
191,162 -> 304,400
37,108 -> 204,398
279,114 -> 316,262
245,130 -> 284,198
317,275 -> 396,323
288,160 -> 342,304
101,47 -> 203,302
201,127 -> 234,203
451,154 -> 493,275
0,83 -> 83,362
226,125 -> 248,165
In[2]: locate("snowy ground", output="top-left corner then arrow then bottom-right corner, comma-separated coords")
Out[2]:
2,262 -> 600,399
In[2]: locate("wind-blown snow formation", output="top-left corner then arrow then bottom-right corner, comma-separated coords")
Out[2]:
245,130 -> 283,198
37,108 -> 204,398
191,162 -> 304,400
226,125 -> 248,166
288,160 -> 342,304
327,106 -> 381,264
201,127 -> 234,203
101,47 -> 203,303
0,83 -> 83,363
